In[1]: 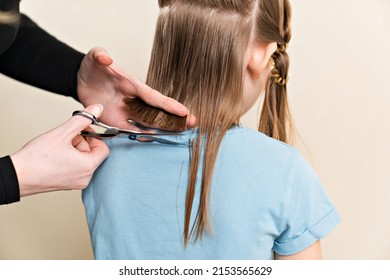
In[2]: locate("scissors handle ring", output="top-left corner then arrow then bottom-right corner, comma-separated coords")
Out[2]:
72,110 -> 98,125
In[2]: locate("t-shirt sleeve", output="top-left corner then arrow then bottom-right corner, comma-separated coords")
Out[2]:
273,152 -> 340,255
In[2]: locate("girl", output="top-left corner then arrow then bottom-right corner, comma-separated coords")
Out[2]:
83,0 -> 340,260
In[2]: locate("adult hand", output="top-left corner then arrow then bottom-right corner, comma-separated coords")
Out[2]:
77,47 -> 196,130
10,104 -> 110,197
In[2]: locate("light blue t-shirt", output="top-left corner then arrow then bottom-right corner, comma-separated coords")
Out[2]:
83,126 -> 340,259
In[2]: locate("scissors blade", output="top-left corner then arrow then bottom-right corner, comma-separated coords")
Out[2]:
79,130 -> 158,138
73,110 -> 182,136
79,131 -> 118,138
80,130 -> 188,145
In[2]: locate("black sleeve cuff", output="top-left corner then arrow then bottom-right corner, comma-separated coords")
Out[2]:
0,156 -> 20,205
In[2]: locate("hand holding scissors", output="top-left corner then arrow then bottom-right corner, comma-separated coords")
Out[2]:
10,105 -> 110,197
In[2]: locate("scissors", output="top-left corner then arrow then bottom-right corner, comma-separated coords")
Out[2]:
72,110 -> 185,145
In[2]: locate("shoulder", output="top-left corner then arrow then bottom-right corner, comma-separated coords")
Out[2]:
224,126 -> 301,164
222,127 -> 331,196
226,126 -> 297,149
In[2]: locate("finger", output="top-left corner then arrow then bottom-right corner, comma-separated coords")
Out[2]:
85,137 -> 110,167
134,81 -> 189,117
72,134 -> 91,152
107,66 -> 190,117
89,47 -> 113,66
64,104 -> 104,139
185,114 -> 197,129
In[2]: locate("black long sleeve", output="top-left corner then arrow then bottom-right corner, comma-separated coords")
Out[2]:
0,156 -> 20,204
0,14 -> 85,100
1,0 -> 86,205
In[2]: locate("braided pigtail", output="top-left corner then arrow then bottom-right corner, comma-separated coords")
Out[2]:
257,0 -> 294,144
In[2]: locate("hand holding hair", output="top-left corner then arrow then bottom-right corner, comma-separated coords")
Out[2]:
10,104 -> 110,197
77,47 -> 196,131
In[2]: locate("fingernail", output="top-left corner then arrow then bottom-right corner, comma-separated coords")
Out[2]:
180,108 -> 190,116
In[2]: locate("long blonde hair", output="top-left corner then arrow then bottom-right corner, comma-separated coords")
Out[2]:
125,0 -> 293,246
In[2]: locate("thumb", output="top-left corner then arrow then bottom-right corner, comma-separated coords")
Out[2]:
89,47 -> 113,66
64,104 -> 104,139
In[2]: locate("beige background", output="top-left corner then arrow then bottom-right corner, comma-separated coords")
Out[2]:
0,0 -> 389,259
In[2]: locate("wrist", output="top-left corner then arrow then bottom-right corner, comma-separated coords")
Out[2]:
10,151 -> 48,197
10,152 -> 30,197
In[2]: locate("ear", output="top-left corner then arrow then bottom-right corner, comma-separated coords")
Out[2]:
248,42 -> 277,79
